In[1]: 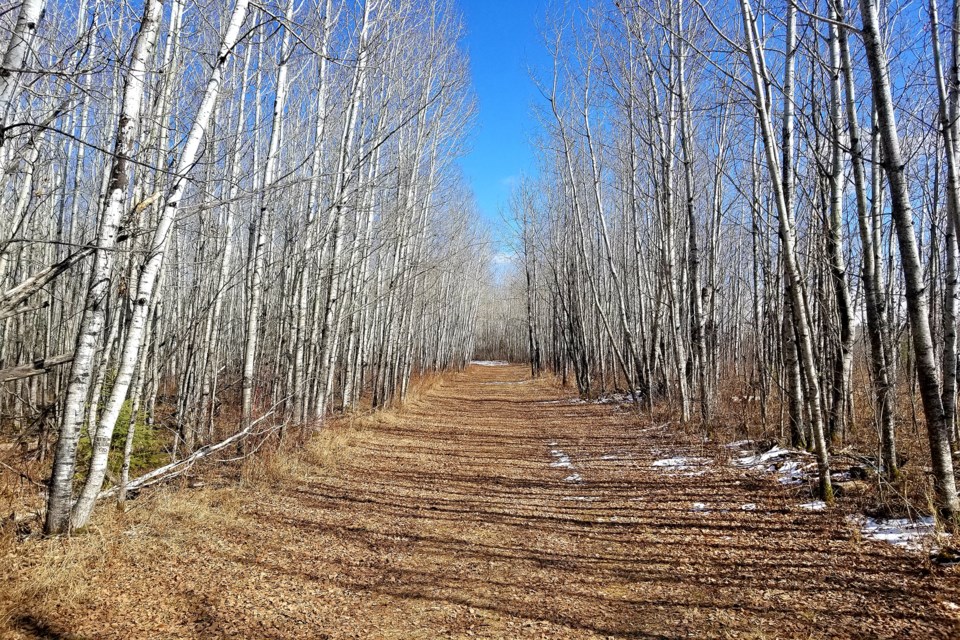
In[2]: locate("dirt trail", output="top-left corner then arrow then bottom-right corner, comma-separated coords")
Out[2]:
8,364 -> 960,639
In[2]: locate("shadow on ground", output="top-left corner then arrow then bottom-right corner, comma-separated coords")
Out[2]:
9,364 -> 960,639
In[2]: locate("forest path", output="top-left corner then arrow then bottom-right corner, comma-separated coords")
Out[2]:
10,363 -> 960,639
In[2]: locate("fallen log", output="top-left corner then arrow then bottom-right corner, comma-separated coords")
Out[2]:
98,409 -> 282,501
0,352 -> 73,383
0,193 -> 158,321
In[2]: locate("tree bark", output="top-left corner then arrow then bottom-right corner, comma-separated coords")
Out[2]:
859,0 -> 959,520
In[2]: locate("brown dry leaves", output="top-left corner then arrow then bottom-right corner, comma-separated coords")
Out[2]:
2,365 -> 960,639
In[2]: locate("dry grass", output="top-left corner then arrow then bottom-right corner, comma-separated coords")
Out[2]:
238,420 -> 366,488
0,369 -> 453,639
664,364 -> 960,519
0,482 -> 253,636
0,418 -> 369,639
1,529 -> 103,631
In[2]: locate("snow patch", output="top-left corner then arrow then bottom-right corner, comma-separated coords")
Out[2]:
848,514 -> 940,550
599,452 -> 632,461
740,503 -> 758,511
568,391 -> 642,406
561,496 -> 599,501
549,450 -> 573,468
775,460 -> 817,485
548,444 -> 581,483
651,456 -> 712,473
652,457 -> 691,467
736,446 -> 793,466
470,360 -> 509,366
596,393 -> 637,405
798,501 -> 827,511
657,457 -> 705,467
692,502 -> 708,512
734,445 -> 819,486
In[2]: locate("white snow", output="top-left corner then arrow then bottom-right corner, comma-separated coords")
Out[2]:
740,503 -> 758,511
798,501 -> 827,511
470,360 -> 509,366
549,450 -> 573,468
652,457 -> 689,467
651,456 -> 712,473
849,514 -> 940,550
561,496 -> 599,501
548,446 -> 580,482
596,393 -> 636,405
599,453 -> 632,461
724,439 -> 754,449
736,446 -> 793,466
567,391 -> 642,406
775,460 -> 817,485
733,445 -> 819,486
692,502 -> 708,511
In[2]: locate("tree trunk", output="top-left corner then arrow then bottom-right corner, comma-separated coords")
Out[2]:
859,0 -> 959,520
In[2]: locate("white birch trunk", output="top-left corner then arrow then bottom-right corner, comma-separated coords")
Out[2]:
44,0 -> 164,536
69,0 -> 252,530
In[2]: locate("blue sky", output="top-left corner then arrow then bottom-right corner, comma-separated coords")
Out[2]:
457,0 -> 551,241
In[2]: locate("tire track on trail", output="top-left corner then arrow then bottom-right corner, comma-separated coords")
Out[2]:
11,363 -> 960,639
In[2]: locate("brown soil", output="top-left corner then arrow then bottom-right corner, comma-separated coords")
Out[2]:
3,364 -> 960,639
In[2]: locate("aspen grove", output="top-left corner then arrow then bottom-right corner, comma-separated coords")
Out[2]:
502,0 -> 960,523
2,0 -> 960,542
7,1 -> 960,635
0,0 -> 485,535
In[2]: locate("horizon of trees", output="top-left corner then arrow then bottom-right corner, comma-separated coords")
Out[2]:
5,0 -> 960,537
0,0 -> 490,535
488,0 -> 960,523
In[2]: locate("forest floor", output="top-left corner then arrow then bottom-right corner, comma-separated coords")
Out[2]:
4,363 -> 960,639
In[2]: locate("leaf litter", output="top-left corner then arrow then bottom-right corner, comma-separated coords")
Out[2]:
3,365 -> 960,638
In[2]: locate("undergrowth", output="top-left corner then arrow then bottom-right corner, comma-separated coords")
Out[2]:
74,400 -> 171,485
0,411 -> 369,638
